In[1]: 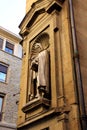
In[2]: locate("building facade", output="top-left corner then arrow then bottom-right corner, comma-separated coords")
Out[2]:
17,0 -> 87,130
0,26 -> 22,130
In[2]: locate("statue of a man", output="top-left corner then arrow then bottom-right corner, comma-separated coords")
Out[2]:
30,43 -> 49,98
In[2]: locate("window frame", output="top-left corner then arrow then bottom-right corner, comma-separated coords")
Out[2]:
0,93 -> 5,121
5,41 -> 14,54
0,63 -> 8,83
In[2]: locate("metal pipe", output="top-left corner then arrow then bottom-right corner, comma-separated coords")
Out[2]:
68,0 -> 87,130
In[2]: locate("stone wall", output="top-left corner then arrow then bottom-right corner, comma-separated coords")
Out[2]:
18,0 -> 86,129
0,50 -> 22,130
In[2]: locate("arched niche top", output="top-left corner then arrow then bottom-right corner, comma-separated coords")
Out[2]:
30,33 -> 50,60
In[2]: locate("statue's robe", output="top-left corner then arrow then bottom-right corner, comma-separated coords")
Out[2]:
37,50 -> 49,92
29,50 -> 49,99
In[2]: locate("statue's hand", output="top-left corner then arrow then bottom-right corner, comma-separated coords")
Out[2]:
31,59 -> 38,72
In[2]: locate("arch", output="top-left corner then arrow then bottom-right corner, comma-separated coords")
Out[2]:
30,33 -> 50,60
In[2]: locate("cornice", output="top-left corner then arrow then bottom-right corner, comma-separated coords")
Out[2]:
0,26 -> 21,42
19,0 -> 65,37
19,0 -> 49,28
46,0 -> 63,14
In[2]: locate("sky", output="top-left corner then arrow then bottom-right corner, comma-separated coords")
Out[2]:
0,0 -> 26,35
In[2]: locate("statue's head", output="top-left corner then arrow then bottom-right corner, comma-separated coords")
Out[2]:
34,43 -> 42,51
30,42 -> 43,60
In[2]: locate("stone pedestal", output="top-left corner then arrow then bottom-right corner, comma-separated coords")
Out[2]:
22,97 -> 50,120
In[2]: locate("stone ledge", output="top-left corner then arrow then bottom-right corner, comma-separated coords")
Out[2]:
22,98 -> 51,113
0,121 -> 17,129
17,108 -> 68,129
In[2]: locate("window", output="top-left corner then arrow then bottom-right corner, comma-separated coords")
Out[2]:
0,63 -> 8,82
0,96 -> 4,121
5,41 -> 14,54
0,38 -> 3,49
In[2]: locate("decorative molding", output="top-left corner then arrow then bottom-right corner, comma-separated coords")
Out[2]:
18,108 -> 68,128
19,0 -> 65,37
57,113 -> 68,122
19,7 -> 45,37
18,108 -> 55,128
19,27 -> 29,37
55,105 -> 71,114
22,98 -> 50,113
19,0 -> 49,29
46,0 -> 62,14
27,8 -> 45,28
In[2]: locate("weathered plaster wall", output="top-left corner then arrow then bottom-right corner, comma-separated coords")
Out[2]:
73,0 -> 87,113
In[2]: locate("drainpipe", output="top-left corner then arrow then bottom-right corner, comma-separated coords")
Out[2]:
68,0 -> 87,130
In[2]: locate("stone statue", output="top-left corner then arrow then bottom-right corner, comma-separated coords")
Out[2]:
29,43 -> 49,100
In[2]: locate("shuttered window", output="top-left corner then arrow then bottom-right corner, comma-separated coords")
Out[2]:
5,41 -> 14,54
